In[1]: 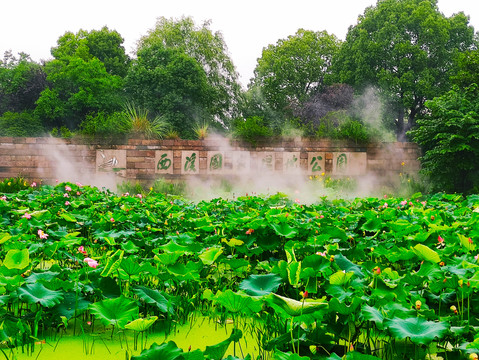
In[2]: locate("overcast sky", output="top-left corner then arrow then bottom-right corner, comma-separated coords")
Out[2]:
1,0 -> 478,87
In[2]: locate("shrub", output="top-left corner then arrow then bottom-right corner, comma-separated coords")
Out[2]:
232,116 -> 273,146
80,111 -> 129,142
0,111 -> 45,137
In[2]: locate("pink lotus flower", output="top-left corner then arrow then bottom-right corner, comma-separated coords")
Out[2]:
75,182 -> 83,187
136,194 -> 142,199
123,192 -> 130,197
474,254 -> 478,261
110,217 -> 115,222
400,200 -> 407,206
78,245 -> 87,255
0,196 -> 6,201
316,251 -> 327,257
438,235 -> 444,244
65,201 -> 70,206
84,258 -> 98,268
38,229 -> 48,239
65,185 -> 72,192
31,182 -> 37,187
22,212 -> 31,219
63,193 -> 69,198
76,191 -> 81,196
295,198 -> 301,204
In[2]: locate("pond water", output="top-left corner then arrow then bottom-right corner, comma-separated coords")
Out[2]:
9,316 -> 266,359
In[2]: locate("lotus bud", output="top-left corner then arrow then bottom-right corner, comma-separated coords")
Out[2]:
415,300 -> 422,310
469,353 -> 478,360
450,305 -> 458,314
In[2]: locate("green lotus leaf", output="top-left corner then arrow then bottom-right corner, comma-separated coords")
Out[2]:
329,270 -> 354,285
362,305 -> 385,329
225,356 -> 252,360
199,246 -> 223,265
268,293 -> 327,317
18,283 -> 64,307
60,212 -> 77,222
270,222 -> 298,238
100,249 -> 124,277
167,261 -> 202,280
121,240 -> 140,254
155,252 -> 183,266
329,297 -> 362,316
0,232 -> 11,244
120,257 -> 142,276
239,274 -> 282,296
459,234 -> 476,252
52,291 -> 90,319
412,244 -> 441,263
213,289 -> 262,314
334,254 -> 364,277
204,328 -> 242,360
25,271 -> 59,284
131,341 -> 183,360
287,261 -> 301,286
182,350 -> 205,360
385,317 -> 448,344
89,296 -> 139,328
132,286 -> 174,314
125,316 -> 157,332
3,249 -> 29,269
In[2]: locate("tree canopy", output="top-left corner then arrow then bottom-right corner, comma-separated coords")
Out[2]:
137,16 -> 242,128
250,29 -> 341,121
332,0 -> 475,140
125,44 -> 215,138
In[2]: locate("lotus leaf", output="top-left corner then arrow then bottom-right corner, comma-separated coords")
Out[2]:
239,273 -> 282,296
270,222 -> 298,238
412,244 -> 441,263
133,286 -> 174,314
89,296 -> 139,328
199,246 -> 223,265
100,249 -> 124,277
268,293 -> 327,317
18,283 -> 63,307
52,291 -> 90,319
131,341 -> 183,360
125,316 -> 157,332
204,328 -> 242,360
213,289 -> 262,314
329,270 -> 354,285
385,317 -> 448,344
3,249 -> 29,269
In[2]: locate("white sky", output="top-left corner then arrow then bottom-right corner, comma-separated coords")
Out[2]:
1,0 -> 478,87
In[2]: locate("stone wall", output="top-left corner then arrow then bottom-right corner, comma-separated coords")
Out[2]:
0,137 -> 421,185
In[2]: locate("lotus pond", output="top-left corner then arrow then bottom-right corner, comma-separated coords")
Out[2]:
1,182 -> 479,359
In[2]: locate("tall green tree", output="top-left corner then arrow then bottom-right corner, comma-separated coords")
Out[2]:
410,84 -> 479,193
125,44 -> 215,138
249,29 -> 340,124
35,28 -> 127,129
137,16 -> 242,128
0,51 -> 47,115
51,27 -> 130,76
332,0 -> 475,140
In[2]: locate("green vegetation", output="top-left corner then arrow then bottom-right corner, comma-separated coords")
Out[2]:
2,182 -> 479,359
0,2 -> 476,146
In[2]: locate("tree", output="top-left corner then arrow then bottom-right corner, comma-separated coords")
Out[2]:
249,29 -> 341,122
34,28 -> 127,129
0,51 -> 47,115
137,16 -> 242,128
450,49 -> 479,88
410,84 -> 479,193
51,27 -> 130,76
125,44 -> 215,138
332,0 -> 475,140
35,57 -> 123,129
